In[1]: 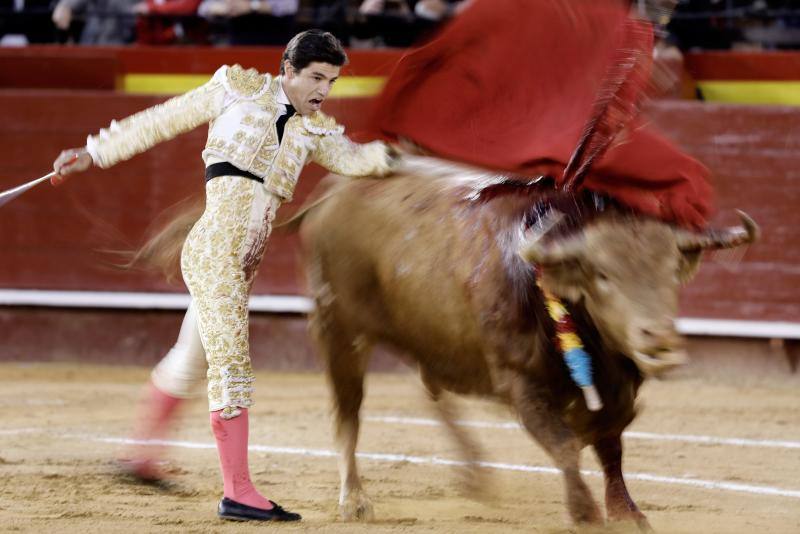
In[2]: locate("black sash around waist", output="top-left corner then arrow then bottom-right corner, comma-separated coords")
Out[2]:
205,162 -> 264,184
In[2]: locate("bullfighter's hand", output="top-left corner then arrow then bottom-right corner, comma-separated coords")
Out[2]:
384,143 -> 406,174
52,148 -> 93,186
393,137 -> 428,156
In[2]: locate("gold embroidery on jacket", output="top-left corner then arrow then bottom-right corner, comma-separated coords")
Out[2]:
89,75 -> 226,168
90,65 -> 390,200
226,64 -> 267,97
303,111 -> 345,135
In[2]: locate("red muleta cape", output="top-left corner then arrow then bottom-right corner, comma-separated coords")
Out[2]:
371,0 -> 713,228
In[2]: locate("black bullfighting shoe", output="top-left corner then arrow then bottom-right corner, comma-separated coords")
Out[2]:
217,497 -> 302,522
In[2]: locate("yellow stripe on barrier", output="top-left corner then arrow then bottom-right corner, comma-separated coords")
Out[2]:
329,76 -> 385,98
123,74 -> 385,97
697,81 -> 800,106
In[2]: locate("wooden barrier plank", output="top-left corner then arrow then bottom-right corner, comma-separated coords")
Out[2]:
0,49 -> 119,90
0,45 -> 403,81
685,51 -> 800,81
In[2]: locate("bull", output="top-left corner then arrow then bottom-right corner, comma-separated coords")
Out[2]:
297,156 -> 757,530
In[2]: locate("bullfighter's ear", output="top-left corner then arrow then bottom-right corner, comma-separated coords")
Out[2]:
678,249 -> 702,284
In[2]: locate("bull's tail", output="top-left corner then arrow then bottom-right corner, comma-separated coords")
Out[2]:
107,195 -> 205,283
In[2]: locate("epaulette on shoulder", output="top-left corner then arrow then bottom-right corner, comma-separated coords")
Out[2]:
224,64 -> 268,98
302,111 -> 345,136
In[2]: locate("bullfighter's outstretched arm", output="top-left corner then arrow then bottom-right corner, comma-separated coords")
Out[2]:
85,67 -> 233,169
310,124 -> 396,178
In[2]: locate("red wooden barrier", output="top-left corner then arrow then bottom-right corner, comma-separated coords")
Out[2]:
0,49 -> 119,90
0,90 -> 798,322
684,51 -> 800,81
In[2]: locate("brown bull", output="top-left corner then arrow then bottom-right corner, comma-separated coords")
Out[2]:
298,156 -> 757,530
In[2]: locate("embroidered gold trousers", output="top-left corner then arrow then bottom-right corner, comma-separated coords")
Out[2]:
171,176 -> 280,416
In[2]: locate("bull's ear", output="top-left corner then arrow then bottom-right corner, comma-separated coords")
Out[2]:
537,262 -> 586,302
678,250 -> 702,284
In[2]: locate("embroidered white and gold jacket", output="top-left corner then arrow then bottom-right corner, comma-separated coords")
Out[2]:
85,64 -> 393,201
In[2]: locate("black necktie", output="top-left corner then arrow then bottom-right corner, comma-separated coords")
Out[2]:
276,104 -> 295,143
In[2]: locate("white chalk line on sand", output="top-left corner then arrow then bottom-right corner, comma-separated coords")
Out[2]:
47,433 -> 800,500
365,415 -> 800,450
0,428 -> 41,436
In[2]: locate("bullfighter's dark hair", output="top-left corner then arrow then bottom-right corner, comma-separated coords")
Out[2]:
280,30 -> 348,75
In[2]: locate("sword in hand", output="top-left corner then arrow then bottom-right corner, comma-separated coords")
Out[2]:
0,149 -> 92,208
0,171 -> 59,207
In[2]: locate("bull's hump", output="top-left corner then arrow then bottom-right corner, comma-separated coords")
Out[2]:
397,155 -> 517,198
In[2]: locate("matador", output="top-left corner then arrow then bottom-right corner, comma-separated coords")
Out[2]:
52,30 -> 395,522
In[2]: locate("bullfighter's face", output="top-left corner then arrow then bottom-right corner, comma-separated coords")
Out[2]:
282,61 -> 341,116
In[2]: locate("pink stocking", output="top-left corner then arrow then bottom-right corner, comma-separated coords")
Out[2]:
124,381 -> 183,479
210,408 -> 274,510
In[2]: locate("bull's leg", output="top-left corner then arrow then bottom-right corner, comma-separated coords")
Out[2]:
422,377 -> 489,499
329,335 -> 374,522
594,435 -> 652,532
511,381 -> 603,526
311,311 -> 374,522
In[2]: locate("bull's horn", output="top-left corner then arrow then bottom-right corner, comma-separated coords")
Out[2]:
676,210 -> 759,252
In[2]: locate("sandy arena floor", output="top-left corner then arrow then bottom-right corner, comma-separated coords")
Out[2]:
0,363 -> 798,533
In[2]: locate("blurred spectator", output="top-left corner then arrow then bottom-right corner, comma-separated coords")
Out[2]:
351,0 -> 415,47
305,0 -> 350,45
351,0 -> 470,48
52,0 -> 139,44
667,0 -> 751,50
198,0 -> 297,45
742,0 -> 800,49
353,0 -> 469,47
413,0 -> 469,22
133,0 -> 208,44
412,0 -> 470,42
0,0 -> 60,44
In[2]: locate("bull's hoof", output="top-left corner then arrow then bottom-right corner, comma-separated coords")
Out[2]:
456,464 -> 492,503
339,493 -> 375,522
